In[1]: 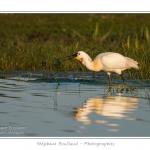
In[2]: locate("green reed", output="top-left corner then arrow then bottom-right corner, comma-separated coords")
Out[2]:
0,14 -> 150,79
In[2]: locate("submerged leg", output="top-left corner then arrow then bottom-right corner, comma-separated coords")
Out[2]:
107,73 -> 111,84
107,86 -> 112,96
120,74 -> 126,84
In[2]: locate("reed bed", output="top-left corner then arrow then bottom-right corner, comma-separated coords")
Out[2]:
0,14 -> 150,79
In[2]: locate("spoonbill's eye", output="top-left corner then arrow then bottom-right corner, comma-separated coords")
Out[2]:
78,53 -> 80,55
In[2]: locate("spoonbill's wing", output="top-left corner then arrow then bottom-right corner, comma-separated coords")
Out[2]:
96,52 -> 128,73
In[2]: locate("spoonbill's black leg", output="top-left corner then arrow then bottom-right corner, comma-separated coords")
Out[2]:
107,74 -> 112,84
120,74 -> 126,84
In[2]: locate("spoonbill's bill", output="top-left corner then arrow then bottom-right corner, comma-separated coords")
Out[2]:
72,51 -> 139,84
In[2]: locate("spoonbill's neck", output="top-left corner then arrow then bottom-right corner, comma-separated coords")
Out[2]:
82,57 -> 103,72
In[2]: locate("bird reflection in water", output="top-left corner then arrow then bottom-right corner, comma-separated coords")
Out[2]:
74,90 -> 138,125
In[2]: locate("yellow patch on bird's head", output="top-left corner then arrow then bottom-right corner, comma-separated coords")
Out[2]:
75,56 -> 82,62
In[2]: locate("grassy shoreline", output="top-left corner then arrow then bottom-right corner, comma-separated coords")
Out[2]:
0,14 -> 150,79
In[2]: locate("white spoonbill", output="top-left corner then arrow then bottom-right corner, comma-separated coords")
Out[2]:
72,51 -> 139,84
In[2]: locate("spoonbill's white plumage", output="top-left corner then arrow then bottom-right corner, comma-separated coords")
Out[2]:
73,51 -> 139,84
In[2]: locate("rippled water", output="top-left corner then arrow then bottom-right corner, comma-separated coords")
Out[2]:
0,71 -> 149,137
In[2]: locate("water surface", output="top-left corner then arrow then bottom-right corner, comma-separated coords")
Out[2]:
0,71 -> 149,137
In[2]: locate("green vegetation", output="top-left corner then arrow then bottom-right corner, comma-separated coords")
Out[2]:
0,14 -> 150,79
